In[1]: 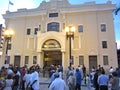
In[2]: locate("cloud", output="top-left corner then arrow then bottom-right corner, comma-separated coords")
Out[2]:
117,41 -> 120,49
10,0 -> 37,11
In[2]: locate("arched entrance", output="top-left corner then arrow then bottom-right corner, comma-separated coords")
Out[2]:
42,39 -> 62,67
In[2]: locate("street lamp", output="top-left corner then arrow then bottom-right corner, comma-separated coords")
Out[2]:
4,29 -> 14,64
65,26 -> 75,67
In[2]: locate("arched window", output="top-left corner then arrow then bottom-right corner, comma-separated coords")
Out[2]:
47,22 -> 59,32
42,39 -> 61,48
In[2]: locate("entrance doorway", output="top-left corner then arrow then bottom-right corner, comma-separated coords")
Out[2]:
89,55 -> 97,72
43,51 -> 62,67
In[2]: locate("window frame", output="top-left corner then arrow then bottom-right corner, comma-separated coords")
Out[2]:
47,22 -> 60,32
78,25 -> 83,32
27,28 -> 31,35
33,56 -> 37,64
25,56 -> 29,64
79,56 -> 84,65
101,24 -> 106,32
34,28 -> 38,35
102,41 -> 107,48
103,55 -> 109,65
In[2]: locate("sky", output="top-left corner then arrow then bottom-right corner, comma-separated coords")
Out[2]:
0,0 -> 120,48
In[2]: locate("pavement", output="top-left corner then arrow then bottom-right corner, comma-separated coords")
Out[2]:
39,77 -> 112,90
38,72 -> 112,90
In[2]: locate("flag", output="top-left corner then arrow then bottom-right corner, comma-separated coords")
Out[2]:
9,1 -> 14,5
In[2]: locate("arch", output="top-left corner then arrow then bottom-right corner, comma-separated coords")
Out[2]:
42,39 -> 61,49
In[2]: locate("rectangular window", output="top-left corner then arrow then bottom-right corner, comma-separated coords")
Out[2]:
103,56 -> 109,65
33,56 -> 37,64
49,13 -> 58,17
102,41 -> 107,48
101,24 -> 106,32
25,56 -> 29,64
79,56 -> 84,65
27,28 -> 31,35
34,28 -> 38,35
78,25 -> 83,32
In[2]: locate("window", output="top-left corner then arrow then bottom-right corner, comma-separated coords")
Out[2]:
27,28 -> 31,35
25,56 -> 29,64
102,41 -> 107,48
79,56 -> 84,65
101,24 -> 106,32
49,13 -> 58,17
33,56 -> 37,64
34,28 -> 38,35
78,25 -> 83,32
47,22 -> 59,32
103,56 -> 108,65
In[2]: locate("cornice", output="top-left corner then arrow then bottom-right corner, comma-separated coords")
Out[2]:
2,1 -> 115,19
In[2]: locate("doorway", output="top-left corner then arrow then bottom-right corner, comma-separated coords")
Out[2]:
43,51 -> 62,67
89,55 -> 97,72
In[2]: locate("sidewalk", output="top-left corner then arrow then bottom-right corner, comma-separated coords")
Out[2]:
39,77 -> 97,90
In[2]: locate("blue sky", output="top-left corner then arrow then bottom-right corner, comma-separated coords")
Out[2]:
0,0 -> 120,48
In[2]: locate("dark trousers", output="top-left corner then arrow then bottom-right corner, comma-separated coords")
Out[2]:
100,85 -> 108,90
75,83 -> 81,90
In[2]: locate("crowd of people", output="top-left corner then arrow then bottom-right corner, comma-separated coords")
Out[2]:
0,64 -> 120,90
0,64 -> 40,90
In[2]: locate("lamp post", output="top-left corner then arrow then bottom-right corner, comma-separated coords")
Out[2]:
65,26 -> 75,67
4,29 -> 14,64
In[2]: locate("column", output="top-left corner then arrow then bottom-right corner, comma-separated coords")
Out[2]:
37,52 -> 43,68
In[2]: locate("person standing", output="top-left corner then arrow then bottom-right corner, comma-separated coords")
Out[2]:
30,69 -> 40,90
110,71 -> 120,90
82,64 -> 86,84
23,70 -> 31,90
98,70 -> 109,90
67,71 -> 76,90
49,72 -> 66,90
12,70 -> 19,90
86,74 -> 91,90
75,68 -> 82,90
3,74 -> 13,90
94,69 -> 99,90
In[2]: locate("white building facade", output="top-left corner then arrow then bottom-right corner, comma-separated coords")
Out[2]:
2,0 -> 118,71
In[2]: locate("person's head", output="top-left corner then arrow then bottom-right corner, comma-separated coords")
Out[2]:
54,72 -> 59,78
112,71 -> 118,77
76,68 -> 79,72
69,71 -> 73,76
101,70 -> 105,74
7,74 -> 12,79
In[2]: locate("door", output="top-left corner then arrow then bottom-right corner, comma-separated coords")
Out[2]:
89,55 -> 97,72
14,55 -> 21,67
43,51 -> 62,67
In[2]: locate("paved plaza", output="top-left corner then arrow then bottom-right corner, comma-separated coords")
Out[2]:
39,77 -> 111,90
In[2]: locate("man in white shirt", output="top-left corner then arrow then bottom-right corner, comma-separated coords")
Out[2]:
23,70 -> 31,90
49,72 -> 66,90
30,70 -> 40,90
